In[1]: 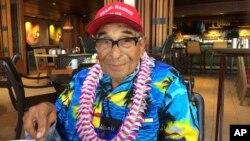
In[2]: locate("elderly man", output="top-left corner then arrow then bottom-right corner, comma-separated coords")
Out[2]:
23,2 -> 199,141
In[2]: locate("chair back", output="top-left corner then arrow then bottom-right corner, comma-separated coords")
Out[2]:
34,48 -> 49,71
0,58 -> 25,109
78,36 -> 85,53
184,78 -> 204,141
79,37 -> 96,53
213,41 -> 228,49
193,92 -> 205,141
34,48 -> 47,58
12,53 -> 21,64
159,35 -> 174,64
186,41 -> 201,55
0,53 -> 21,78
161,35 -> 174,55
0,61 -> 5,78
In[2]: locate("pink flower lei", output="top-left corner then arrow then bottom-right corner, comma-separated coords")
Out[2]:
77,53 -> 153,141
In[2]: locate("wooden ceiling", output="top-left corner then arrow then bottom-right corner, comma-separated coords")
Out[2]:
174,0 -> 245,6
174,0 -> 250,26
23,0 -> 250,26
23,0 -> 104,21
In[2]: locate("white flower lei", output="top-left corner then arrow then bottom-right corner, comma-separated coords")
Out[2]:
77,52 -> 153,141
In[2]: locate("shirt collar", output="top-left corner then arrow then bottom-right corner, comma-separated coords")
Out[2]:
99,62 -> 140,93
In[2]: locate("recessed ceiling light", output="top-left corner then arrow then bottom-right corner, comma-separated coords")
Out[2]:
52,2 -> 56,6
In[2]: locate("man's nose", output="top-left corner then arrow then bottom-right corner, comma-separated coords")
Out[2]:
109,44 -> 122,58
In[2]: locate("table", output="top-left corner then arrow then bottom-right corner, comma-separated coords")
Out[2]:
55,53 -> 94,69
211,48 -> 250,141
50,68 -> 73,94
34,54 -> 58,58
50,62 -> 95,94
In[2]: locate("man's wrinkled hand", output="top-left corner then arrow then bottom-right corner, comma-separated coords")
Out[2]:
23,102 -> 57,140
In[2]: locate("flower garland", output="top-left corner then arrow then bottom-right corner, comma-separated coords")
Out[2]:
77,53 -> 153,141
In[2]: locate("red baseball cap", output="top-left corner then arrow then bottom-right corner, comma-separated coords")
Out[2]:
86,2 -> 143,35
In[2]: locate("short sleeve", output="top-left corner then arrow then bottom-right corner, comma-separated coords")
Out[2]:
159,75 -> 199,141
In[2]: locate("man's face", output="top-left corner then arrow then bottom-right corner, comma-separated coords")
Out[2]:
94,23 -> 145,86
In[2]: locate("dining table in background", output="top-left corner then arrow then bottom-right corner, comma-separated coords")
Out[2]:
34,54 -> 58,58
50,68 -> 73,94
211,48 -> 250,141
54,53 -> 95,69
34,53 -> 58,65
79,62 -> 95,69
34,53 -> 58,67
50,61 -> 95,94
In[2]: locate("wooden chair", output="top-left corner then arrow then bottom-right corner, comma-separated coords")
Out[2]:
186,41 -> 205,73
236,56 -> 250,105
210,41 -> 228,70
0,57 -> 57,139
34,48 -> 53,83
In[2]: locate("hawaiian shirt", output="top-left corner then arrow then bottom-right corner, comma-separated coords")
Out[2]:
54,59 -> 199,141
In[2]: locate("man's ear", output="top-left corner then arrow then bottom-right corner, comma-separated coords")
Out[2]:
139,37 -> 147,55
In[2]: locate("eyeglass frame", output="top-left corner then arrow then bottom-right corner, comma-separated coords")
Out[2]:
93,36 -> 142,53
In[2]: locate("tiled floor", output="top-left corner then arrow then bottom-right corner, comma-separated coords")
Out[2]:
0,72 -> 249,141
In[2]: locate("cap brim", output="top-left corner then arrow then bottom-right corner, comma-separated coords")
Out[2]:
87,15 -> 142,35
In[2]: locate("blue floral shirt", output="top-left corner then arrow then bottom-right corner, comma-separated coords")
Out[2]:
54,59 -> 199,141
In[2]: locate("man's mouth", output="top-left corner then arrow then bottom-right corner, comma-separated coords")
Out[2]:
109,64 -> 125,71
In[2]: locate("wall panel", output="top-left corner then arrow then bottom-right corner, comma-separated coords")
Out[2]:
137,0 -> 173,50
0,0 -> 13,57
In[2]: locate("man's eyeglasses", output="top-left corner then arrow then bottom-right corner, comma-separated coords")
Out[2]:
93,36 -> 142,53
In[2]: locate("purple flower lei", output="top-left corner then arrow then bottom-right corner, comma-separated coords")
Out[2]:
77,52 -> 153,141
